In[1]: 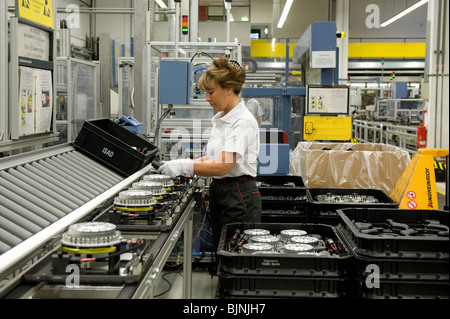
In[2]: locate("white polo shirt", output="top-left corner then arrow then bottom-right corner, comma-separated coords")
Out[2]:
206,101 -> 260,178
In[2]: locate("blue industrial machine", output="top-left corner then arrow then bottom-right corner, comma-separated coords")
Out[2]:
159,60 -> 192,105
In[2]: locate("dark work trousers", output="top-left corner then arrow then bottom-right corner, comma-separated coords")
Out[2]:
209,175 -> 262,254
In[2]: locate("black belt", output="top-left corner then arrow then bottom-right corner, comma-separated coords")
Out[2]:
212,175 -> 256,184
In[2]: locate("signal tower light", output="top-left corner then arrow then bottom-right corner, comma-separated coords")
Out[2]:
182,15 -> 189,35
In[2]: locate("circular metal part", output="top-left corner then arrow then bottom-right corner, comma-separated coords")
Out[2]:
131,181 -> 167,196
113,189 -> 157,207
243,229 -> 270,238
290,236 -> 320,246
280,229 -> 308,241
61,222 -> 122,248
282,243 -> 315,253
142,174 -> 175,187
242,243 -> 273,254
249,235 -> 280,247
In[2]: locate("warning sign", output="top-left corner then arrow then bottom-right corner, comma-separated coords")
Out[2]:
17,0 -> 54,29
406,191 -> 416,200
389,148 -> 449,210
407,200 -> 417,209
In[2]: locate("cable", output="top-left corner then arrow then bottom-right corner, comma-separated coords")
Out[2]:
190,51 -> 213,62
152,106 -> 172,145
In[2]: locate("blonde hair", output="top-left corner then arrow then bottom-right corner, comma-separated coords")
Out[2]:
198,56 -> 246,95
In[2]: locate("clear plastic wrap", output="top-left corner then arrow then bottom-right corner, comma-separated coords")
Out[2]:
289,142 -> 411,194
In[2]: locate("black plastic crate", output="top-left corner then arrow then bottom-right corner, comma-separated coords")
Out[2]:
217,272 -> 344,298
337,224 -> 449,281
256,174 -> 305,187
217,222 -> 353,278
73,119 -> 158,176
258,176 -> 308,221
336,208 -> 449,259
307,188 -> 398,225
355,255 -> 449,281
357,279 -> 449,299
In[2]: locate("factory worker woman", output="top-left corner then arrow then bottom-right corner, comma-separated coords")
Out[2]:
158,56 -> 261,251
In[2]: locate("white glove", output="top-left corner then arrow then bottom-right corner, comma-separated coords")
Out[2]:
157,159 -> 194,177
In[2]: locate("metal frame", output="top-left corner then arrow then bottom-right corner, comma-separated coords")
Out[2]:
353,119 -> 418,155
144,41 -> 242,156
117,57 -> 135,119
0,1 -> 7,144
55,57 -> 101,143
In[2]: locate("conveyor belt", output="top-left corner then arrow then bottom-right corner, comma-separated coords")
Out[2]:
0,145 -> 124,255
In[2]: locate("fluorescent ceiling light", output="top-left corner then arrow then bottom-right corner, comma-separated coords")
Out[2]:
381,0 -> 428,27
155,0 -> 167,9
277,0 -> 293,28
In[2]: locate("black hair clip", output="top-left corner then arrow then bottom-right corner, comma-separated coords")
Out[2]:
228,59 -> 242,70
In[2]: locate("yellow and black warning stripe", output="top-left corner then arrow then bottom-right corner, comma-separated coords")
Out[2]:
434,161 -> 447,171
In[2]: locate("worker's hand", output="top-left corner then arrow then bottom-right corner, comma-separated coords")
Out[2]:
157,158 -> 194,177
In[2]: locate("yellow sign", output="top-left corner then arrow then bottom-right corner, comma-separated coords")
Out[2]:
303,116 -> 352,141
17,0 -> 54,29
389,149 -> 449,210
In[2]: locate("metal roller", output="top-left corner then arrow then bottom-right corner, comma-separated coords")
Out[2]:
0,174 -> 67,218
0,187 -> 58,223
0,194 -> 50,228
46,156 -> 110,191
4,169 -> 78,210
29,162 -> 98,199
55,154 -> 118,188
0,203 -> 43,234
0,242 -> 10,255
0,216 -> 28,245
40,158 -> 104,194
69,151 -> 123,181
22,164 -> 92,202
10,167 -> 85,206
1,170 -> 73,213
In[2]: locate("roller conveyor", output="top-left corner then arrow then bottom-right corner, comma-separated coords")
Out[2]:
0,144 -> 123,256
0,143 -> 197,299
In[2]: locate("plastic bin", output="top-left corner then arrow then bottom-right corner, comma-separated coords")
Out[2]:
307,188 -> 399,225
357,279 -> 449,299
115,115 -> 144,134
217,222 -> 354,278
73,118 -> 158,176
257,175 -> 308,222
218,273 -> 343,298
336,208 -> 449,259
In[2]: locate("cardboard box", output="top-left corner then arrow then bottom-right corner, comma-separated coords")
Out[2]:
289,142 -> 411,194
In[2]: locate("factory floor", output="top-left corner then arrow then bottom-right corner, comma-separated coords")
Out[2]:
153,265 -> 218,299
